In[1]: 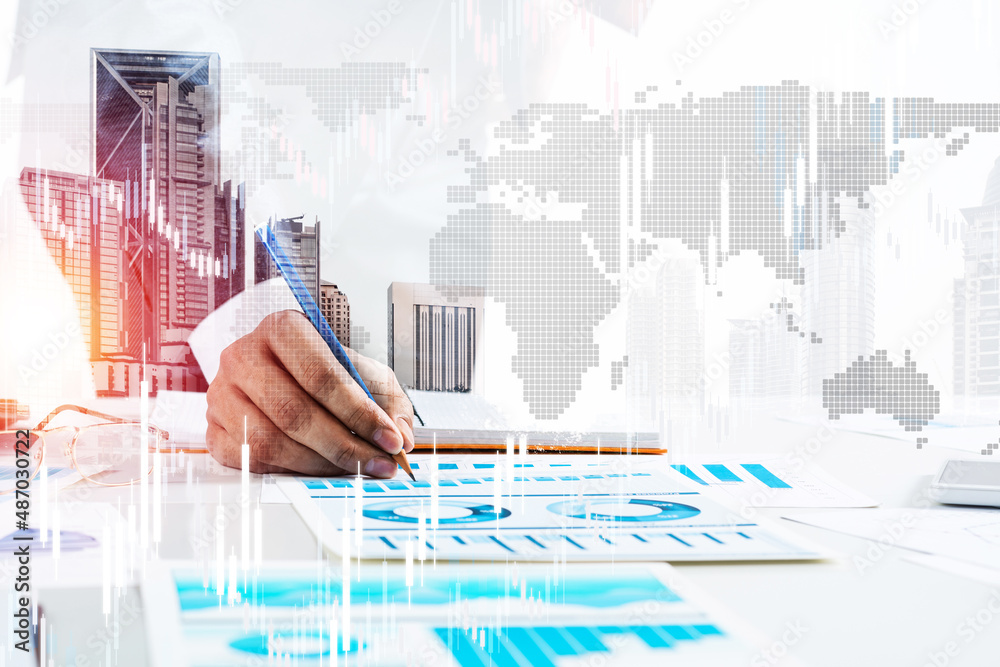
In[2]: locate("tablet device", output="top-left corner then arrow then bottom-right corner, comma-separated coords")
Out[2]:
929,460 -> 1000,508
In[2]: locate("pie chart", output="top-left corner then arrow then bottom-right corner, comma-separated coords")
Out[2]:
547,498 -> 701,522
363,499 -> 511,524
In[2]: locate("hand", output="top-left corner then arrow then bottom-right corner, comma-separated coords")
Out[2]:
206,310 -> 415,477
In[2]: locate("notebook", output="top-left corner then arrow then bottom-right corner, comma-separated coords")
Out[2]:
406,389 -> 665,454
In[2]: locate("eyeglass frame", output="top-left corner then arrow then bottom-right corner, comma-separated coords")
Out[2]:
1,404 -> 171,493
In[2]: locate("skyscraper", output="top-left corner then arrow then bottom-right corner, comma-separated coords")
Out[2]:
954,156 -> 1000,400
16,168 -> 127,361
91,48 -> 244,393
625,252 -> 704,425
728,299 -> 803,405
800,193 -> 876,396
254,216 -> 321,303
320,281 -> 350,348
656,255 -> 705,414
388,282 -> 484,393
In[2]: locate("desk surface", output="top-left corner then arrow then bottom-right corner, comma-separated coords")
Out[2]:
16,412 -> 1000,667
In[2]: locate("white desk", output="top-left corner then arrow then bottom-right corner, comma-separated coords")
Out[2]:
15,412 -> 1000,667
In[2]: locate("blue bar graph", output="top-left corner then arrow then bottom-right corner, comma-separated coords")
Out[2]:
488,631 -> 524,667
741,464 -> 792,489
300,470 -> 659,496
703,464 -> 742,482
534,627 -> 576,656
435,628 -> 488,667
671,465 -> 709,485
505,628 -> 557,665
435,623 -> 727,667
662,625 -> 696,641
632,625 -> 672,648
565,627 -> 608,652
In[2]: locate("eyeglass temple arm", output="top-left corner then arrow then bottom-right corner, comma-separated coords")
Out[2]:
35,404 -> 170,440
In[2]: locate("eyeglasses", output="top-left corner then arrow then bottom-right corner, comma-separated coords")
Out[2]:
0,404 -> 170,494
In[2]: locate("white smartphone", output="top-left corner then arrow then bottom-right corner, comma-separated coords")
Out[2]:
929,460 -> 1000,508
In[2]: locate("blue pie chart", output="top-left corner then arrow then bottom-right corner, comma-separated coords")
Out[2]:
547,498 -> 700,522
363,499 -> 511,524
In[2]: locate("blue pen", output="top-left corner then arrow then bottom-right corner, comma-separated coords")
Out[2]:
255,221 -> 415,479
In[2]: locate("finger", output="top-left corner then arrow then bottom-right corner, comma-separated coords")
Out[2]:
208,388 -> 343,475
261,311 -> 404,454
210,341 -> 336,475
349,351 -> 416,452
397,418 -> 415,453
210,385 -> 396,477
234,357 -> 400,477
206,421 -> 293,475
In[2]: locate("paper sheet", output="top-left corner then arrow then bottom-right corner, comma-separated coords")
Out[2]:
780,411 -> 1000,455
407,390 -> 664,452
259,474 -> 291,503
407,389 -> 511,430
0,464 -> 81,504
277,455 -> 826,562
143,560 -> 769,667
151,390 -> 210,450
669,458 -> 877,508
784,507 -> 1000,571
903,553 -> 1000,586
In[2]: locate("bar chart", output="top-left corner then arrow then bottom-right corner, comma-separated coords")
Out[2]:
434,622 -> 730,667
667,459 -> 876,508
277,461 -> 826,561
146,562 -> 752,667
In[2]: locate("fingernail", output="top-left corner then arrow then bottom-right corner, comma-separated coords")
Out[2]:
373,427 -> 403,454
365,457 -> 397,478
396,417 -> 414,452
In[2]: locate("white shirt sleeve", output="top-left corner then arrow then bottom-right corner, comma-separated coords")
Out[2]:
188,277 -> 302,384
